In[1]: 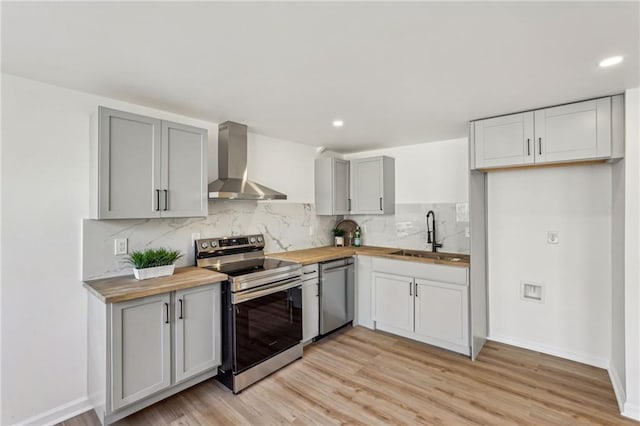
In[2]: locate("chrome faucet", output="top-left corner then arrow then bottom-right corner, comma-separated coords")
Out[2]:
426,210 -> 443,253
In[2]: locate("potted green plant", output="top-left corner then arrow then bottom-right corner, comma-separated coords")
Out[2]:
125,247 -> 184,280
332,228 -> 345,247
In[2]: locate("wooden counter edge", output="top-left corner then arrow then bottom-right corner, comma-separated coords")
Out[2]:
83,266 -> 228,304
266,246 -> 470,268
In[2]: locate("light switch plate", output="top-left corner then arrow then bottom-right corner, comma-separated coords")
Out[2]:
547,231 -> 559,244
114,238 -> 128,255
456,203 -> 469,222
191,233 -> 201,247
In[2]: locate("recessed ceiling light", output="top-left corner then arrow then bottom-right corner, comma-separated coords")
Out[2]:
599,56 -> 623,68
332,120 -> 344,128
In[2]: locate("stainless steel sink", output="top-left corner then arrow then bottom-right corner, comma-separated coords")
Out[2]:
389,249 -> 468,263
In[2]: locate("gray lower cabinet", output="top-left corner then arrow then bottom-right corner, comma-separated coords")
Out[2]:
90,106 -> 207,219
88,282 -> 221,425
301,264 -> 320,343
174,284 -> 221,382
354,255 -> 374,329
371,257 -> 470,356
414,278 -> 469,349
111,294 -> 171,410
373,272 -> 413,333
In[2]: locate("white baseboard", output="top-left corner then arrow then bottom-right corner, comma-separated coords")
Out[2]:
12,396 -> 92,426
608,366 -> 626,412
487,334 -> 609,368
623,401 -> 640,421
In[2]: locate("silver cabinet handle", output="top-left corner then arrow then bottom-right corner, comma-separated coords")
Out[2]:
164,189 -> 168,211
527,138 -> 530,156
538,137 -> 542,155
348,198 -> 351,211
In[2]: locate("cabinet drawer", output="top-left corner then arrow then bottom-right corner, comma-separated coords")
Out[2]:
301,263 -> 319,279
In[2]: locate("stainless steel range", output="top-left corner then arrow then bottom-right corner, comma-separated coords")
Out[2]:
195,234 -> 303,394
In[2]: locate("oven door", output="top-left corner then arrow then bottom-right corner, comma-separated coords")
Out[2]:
232,278 -> 302,373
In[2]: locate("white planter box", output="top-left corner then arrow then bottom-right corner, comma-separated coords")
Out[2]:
133,264 -> 175,280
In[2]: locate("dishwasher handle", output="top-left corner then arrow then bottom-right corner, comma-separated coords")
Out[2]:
322,264 -> 352,274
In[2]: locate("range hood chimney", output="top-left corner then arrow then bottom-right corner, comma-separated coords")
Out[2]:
208,121 -> 287,200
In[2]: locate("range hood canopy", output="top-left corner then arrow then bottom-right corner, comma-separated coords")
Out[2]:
208,121 -> 287,200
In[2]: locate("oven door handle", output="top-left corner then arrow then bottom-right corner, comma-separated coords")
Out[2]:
232,277 -> 302,304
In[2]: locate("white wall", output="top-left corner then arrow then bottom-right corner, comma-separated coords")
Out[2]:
248,133 -> 316,203
0,74 -> 320,425
487,164 -> 612,367
344,138 -> 469,203
624,87 -> 640,420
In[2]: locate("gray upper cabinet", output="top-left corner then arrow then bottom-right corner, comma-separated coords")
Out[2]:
315,157 -> 350,215
534,98 -> 611,164
350,156 -> 395,215
471,95 -> 624,170
111,293 -> 171,411
474,112 -> 534,169
91,107 -> 208,219
161,121 -> 208,217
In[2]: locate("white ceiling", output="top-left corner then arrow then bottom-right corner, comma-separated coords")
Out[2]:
2,2 -> 638,153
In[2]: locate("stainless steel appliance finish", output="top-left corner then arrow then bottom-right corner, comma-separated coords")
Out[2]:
195,234 -> 303,394
319,257 -> 355,336
207,122 -> 287,200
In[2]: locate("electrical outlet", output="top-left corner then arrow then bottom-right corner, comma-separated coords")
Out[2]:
191,233 -> 201,247
114,238 -> 128,255
547,231 -> 559,244
309,226 -> 314,236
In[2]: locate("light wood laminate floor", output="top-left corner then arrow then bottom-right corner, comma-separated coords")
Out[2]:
62,326 -> 635,425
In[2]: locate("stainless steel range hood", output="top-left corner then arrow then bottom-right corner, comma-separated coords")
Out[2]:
208,121 -> 287,200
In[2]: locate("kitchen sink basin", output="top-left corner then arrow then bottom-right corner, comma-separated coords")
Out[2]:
389,249 -> 468,263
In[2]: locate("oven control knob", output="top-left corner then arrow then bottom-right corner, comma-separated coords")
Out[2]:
200,241 -> 209,249
210,241 -> 217,248
257,236 -> 263,243
249,236 -> 257,244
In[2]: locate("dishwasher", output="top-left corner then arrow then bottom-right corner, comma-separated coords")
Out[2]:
319,257 -> 355,336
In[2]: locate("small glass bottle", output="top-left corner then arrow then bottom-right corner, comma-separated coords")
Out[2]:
354,226 -> 361,247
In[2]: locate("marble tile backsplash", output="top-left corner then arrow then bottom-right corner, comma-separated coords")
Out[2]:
346,203 -> 470,254
82,201 -> 469,280
82,201 -> 335,280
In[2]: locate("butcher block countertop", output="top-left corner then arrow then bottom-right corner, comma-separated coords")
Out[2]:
267,246 -> 470,268
83,266 -> 228,304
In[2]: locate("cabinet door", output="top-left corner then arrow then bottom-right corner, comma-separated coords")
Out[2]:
174,284 -> 221,383
414,279 -> 468,348
161,121 -> 208,217
373,272 -> 413,333
334,158 -> 350,214
355,255 -> 374,329
111,293 -> 171,410
302,280 -> 319,342
98,107 -> 162,219
351,157 -> 383,214
474,112 -> 534,169
534,97 -> 611,164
